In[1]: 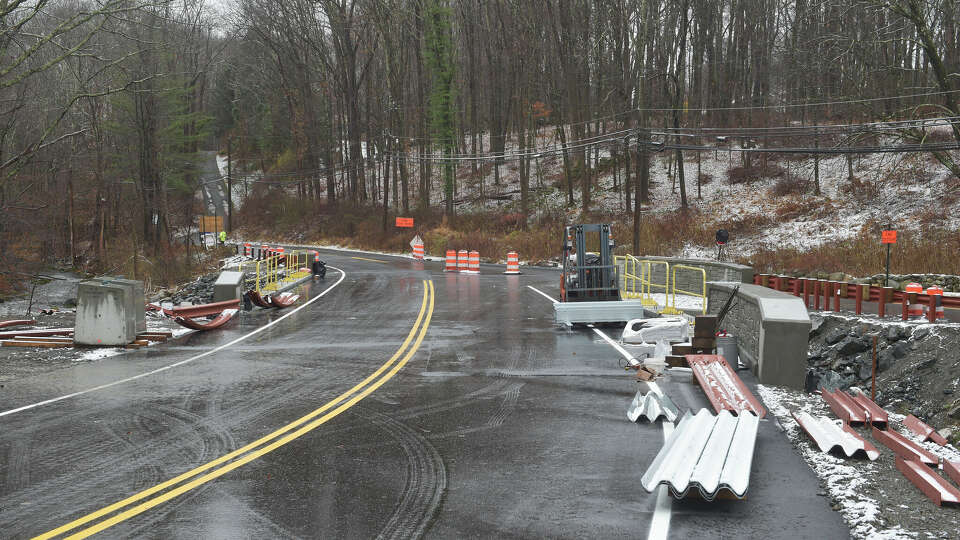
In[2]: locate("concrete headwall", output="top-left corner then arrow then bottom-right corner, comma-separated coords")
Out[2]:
707,282 -> 810,389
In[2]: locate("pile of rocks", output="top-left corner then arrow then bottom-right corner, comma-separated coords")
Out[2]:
151,272 -> 218,305
805,312 -> 960,443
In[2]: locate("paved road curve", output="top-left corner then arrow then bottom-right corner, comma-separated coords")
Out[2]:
0,250 -> 849,538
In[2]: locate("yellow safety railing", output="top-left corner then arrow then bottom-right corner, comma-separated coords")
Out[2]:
616,255 -> 670,308
666,264 -> 707,315
614,255 -> 644,300
238,251 -> 313,293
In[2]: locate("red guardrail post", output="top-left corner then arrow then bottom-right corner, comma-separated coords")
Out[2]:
927,294 -> 937,323
855,284 -> 863,314
901,293 -> 909,321
824,281 -> 832,311
879,286 -> 892,318
760,274 -> 769,288
813,280 -> 821,310
753,274 -> 761,285
791,278 -> 800,297
803,279 -> 811,307
833,282 -> 840,312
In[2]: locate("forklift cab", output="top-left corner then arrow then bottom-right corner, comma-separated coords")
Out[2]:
560,224 -> 621,302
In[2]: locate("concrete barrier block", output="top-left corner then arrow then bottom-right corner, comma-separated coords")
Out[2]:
707,282 -> 810,389
92,277 -> 145,333
75,281 -> 137,345
213,271 -> 245,303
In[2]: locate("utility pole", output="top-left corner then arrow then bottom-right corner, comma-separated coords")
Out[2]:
227,137 -> 233,233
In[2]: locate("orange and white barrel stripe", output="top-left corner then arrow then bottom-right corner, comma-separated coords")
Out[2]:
445,250 -> 458,272
244,242 -> 251,257
313,250 -> 321,262
261,245 -> 268,260
926,286 -> 945,320
466,251 -> 480,273
504,251 -> 521,274
457,250 -> 469,272
906,282 -> 924,318
413,242 -> 425,260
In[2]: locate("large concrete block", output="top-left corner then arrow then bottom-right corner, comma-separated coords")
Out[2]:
93,277 -> 145,333
213,271 -> 245,303
707,282 -> 810,389
75,281 -> 136,345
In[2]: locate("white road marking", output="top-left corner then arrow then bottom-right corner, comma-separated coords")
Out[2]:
526,285 -> 558,304
0,267 -> 347,419
590,326 -> 640,366
648,418 -> 675,540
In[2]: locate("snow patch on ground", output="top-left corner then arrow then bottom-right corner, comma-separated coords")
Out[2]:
757,384 -> 916,539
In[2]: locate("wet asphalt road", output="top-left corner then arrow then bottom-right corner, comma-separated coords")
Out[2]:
0,250 -> 848,539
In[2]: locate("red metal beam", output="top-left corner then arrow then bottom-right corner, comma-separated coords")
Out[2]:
821,389 -> 867,425
686,354 -> 766,418
270,292 -> 300,308
247,290 -> 274,308
896,457 -> 960,507
849,390 -> 889,428
872,426 -> 939,467
0,328 -> 73,339
903,414 -> 948,446
0,320 -> 35,329
173,309 -> 238,331
169,299 -> 241,319
946,461 -> 960,486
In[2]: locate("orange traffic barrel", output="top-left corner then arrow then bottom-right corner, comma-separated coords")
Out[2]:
413,241 -> 425,260
926,286 -> 945,320
906,282 -> 924,318
467,251 -> 480,273
445,250 -> 458,272
504,251 -> 521,274
244,242 -> 251,257
457,250 -> 469,272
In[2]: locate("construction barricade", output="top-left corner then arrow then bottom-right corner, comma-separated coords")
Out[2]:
457,250 -> 469,272
445,250 -> 458,272
504,251 -> 521,274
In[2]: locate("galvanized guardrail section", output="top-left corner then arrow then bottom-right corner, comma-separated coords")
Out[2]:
791,411 -> 879,460
641,409 -> 759,500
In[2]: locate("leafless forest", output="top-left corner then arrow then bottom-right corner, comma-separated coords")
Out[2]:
1,0 -> 959,288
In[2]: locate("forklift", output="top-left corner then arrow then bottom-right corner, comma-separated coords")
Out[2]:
559,224 -> 621,302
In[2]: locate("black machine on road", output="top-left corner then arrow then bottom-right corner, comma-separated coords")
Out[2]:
560,224 -> 621,302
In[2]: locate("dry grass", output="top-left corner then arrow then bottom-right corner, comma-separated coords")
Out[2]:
746,228 -> 960,276
727,163 -> 785,184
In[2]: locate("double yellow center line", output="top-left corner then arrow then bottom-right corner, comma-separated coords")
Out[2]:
36,279 -> 435,539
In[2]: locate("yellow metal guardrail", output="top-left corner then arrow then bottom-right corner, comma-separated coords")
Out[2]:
238,250 -> 312,293
665,264 -> 707,315
615,255 -> 669,308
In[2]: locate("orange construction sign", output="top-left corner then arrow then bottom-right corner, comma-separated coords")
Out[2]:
198,215 -> 224,232
881,230 -> 897,244
395,217 -> 414,228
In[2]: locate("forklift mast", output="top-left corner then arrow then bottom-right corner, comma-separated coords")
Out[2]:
561,224 -> 621,302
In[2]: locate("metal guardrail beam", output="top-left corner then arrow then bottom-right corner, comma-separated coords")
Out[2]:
687,354 -> 767,418
821,389 -> 868,425
627,391 -> 679,423
903,414 -> 948,446
896,457 -> 960,507
641,409 -> 759,500
872,426 -> 939,467
168,299 -> 241,319
792,411 -> 879,460
173,309 -> 238,331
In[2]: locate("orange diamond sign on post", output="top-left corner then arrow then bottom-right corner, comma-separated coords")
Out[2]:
395,217 -> 414,228
881,230 -> 897,244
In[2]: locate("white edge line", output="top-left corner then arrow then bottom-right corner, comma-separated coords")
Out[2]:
648,420 -> 675,540
0,266 -> 347,418
591,326 -> 640,367
526,285 -> 558,304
